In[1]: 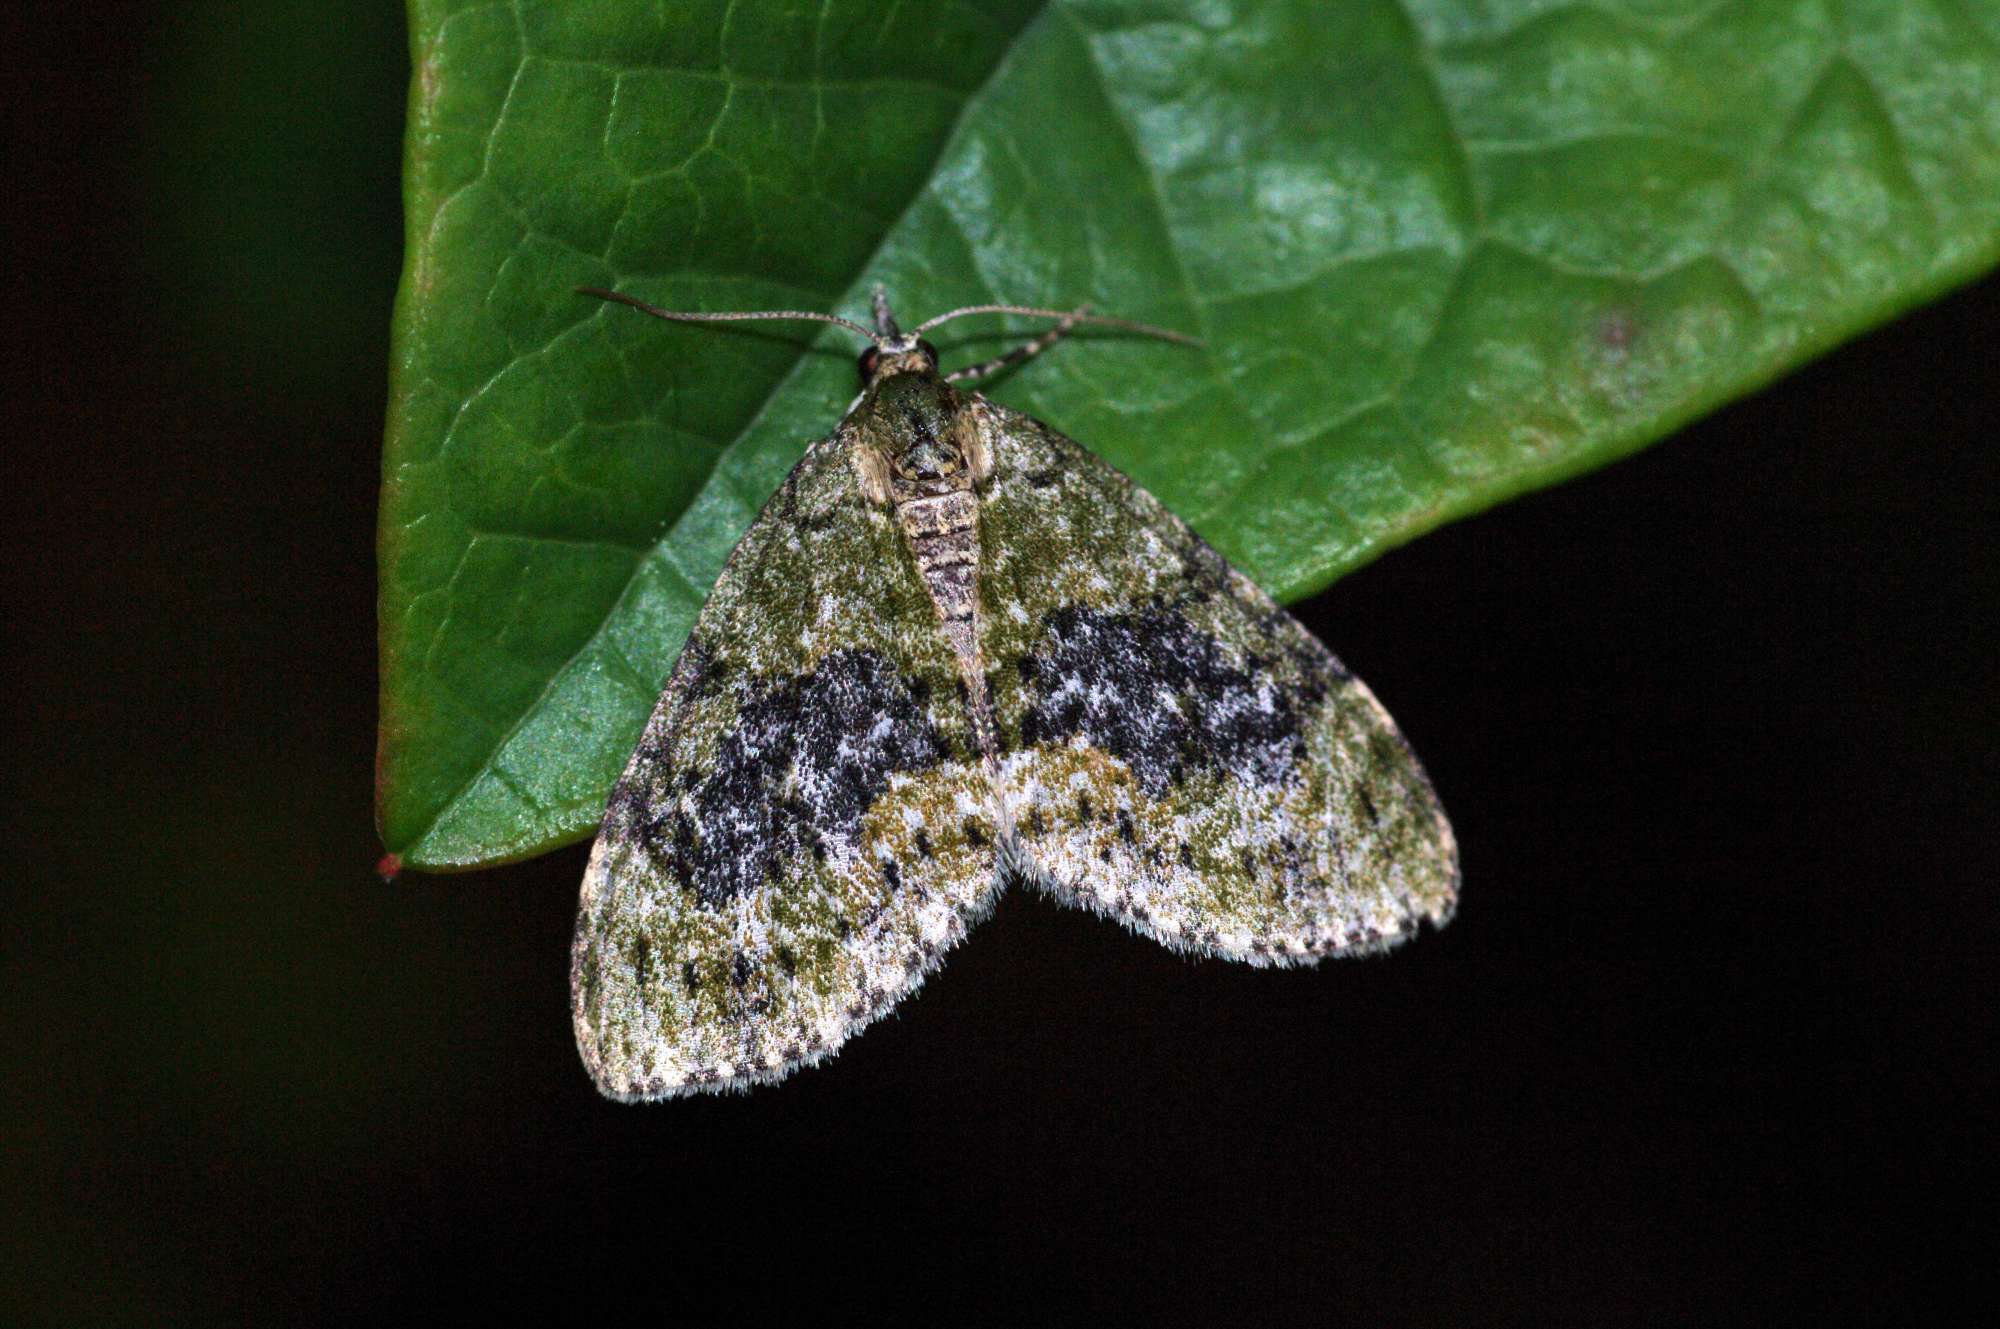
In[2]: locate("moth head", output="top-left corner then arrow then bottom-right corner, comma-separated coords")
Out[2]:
857,336 -> 941,386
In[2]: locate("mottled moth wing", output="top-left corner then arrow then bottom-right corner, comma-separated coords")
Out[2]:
976,402 -> 1458,962
573,438 -> 1001,1099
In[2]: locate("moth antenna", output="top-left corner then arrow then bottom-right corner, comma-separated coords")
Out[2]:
912,302 -> 1203,348
580,288 -> 880,344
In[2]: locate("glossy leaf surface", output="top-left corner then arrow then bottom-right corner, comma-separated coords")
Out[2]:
379,0 -> 2000,867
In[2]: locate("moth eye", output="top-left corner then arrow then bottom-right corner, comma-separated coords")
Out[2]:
857,346 -> 881,383
916,339 -> 940,369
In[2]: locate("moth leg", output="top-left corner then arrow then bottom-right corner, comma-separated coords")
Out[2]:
871,282 -> 902,338
945,307 -> 1090,383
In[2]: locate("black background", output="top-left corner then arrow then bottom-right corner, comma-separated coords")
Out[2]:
6,5 -> 1992,1323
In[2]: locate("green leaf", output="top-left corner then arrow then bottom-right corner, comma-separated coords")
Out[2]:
379,0 -> 2000,870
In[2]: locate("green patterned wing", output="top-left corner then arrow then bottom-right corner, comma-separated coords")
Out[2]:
572,436 -> 1002,1100
976,401 -> 1457,963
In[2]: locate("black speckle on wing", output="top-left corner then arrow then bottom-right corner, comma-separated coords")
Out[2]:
609,649 -> 948,907
1015,605 -> 1305,797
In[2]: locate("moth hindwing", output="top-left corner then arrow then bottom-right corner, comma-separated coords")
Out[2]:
569,288 -> 1458,1100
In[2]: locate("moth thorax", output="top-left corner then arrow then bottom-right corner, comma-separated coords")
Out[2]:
852,374 -> 961,498
889,415 -> 996,503
896,435 -> 964,483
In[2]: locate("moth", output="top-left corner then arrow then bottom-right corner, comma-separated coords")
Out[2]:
570,285 -> 1458,1100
